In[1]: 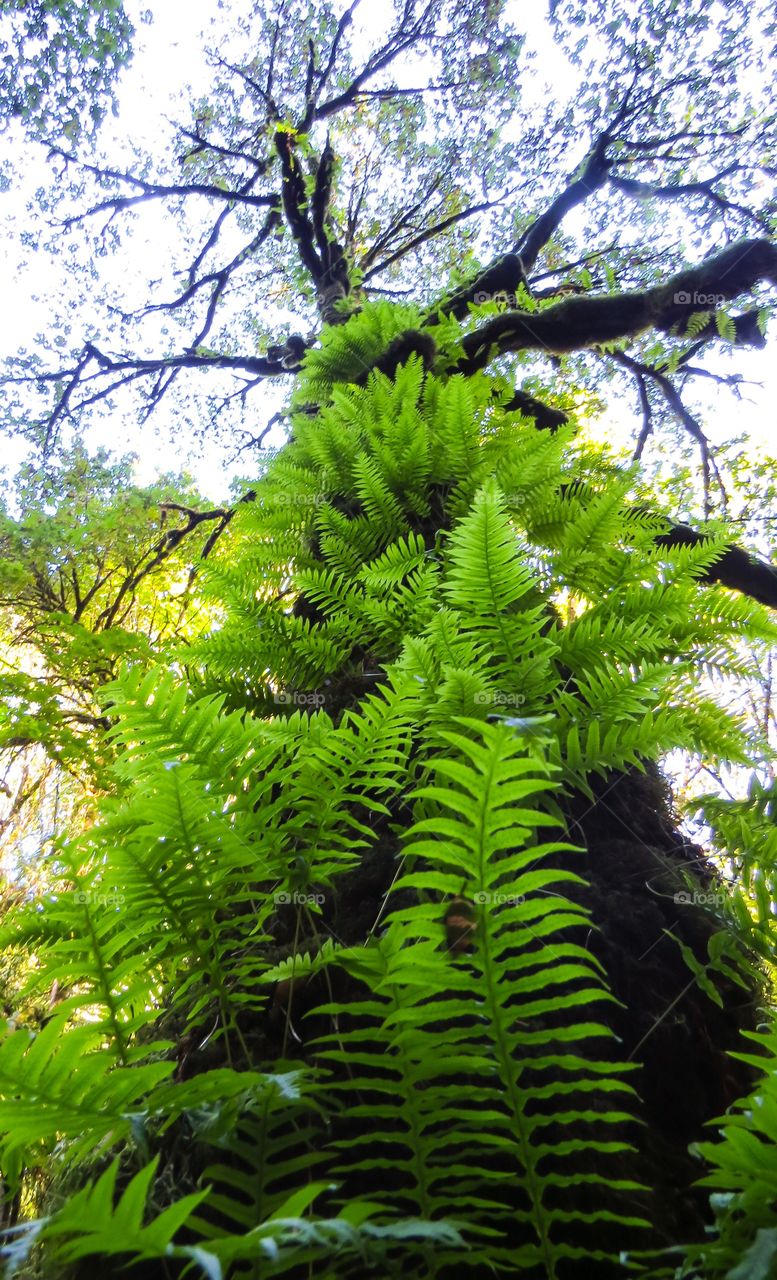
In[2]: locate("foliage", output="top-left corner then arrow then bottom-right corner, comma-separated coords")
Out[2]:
0,443 -> 215,874
669,1018 -> 777,1280
0,0 -> 134,138
0,310 -> 774,1276
0,2 -> 776,1277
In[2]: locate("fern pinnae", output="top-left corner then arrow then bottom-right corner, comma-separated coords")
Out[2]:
316,718 -> 643,1275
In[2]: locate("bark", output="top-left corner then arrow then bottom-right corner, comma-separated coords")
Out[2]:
658,522 -> 777,609
456,238 -> 776,371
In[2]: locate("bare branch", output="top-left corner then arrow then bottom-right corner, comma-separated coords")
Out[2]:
50,147 -> 277,227
93,495 -> 248,631
212,54 -> 278,119
610,350 -> 707,448
141,208 -> 282,351
15,340 -> 291,446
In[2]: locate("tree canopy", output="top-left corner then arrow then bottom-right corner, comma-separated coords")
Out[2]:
4,0 -> 774,472
0,0 -> 134,137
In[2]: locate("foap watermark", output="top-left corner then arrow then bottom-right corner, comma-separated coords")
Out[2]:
477,489 -> 524,511
274,690 -> 326,708
474,290 -> 521,308
474,691 -> 527,708
274,492 -> 326,508
274,891 -> 325,906
74,890 -> 125,908
473,891 -> 526,906
673,291 -> 725,307
674,890 -> 728,907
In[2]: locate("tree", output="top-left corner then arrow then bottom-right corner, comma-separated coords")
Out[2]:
0,443 -> 219,859
0,1 -> 776,1277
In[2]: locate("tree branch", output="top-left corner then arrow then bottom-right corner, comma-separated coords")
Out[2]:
657,523 -> 777,610
609,166 -> 770,232
608,350 -> 726,512
93,496 -> 251,631
19,343 -> 290,445
275,128 -> 324,286
503,388 -> 569,431
358,175 -> 442,271
363,197 -> 500,283
311,0 -> 437,125
517,139 -> 613,277
456,238 -> 777,373
50,148 -> 277,227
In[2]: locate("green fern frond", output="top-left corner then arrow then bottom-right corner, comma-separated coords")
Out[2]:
0,1014 -> 173,1184
316,719 -> 644,1276
293,301 -> 424,402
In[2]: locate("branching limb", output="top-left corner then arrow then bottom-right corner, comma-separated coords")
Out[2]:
425,65 -> 769,326
17,343 -> 290,446
300,0 -> 362,129
363,197 -> 500,284
141,208 -> 282,353
178,124 -> 268,172
456,238 -> 777,372
229,411 -> 287,460
212,54 -> 279,120
609,166 -> 772,232
49,147 -> 277,226
311,0 -> 438,125
275,128 -> 329,300
358,175 -> 442,271
92,495 -> 254,631
608,350 -> 726,512
657,523 -> 777,609
428,78 -> 644,318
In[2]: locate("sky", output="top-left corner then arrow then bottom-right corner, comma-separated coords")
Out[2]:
0,0 -> 773,500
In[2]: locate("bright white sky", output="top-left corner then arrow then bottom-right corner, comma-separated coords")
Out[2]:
0,0 -> 773,500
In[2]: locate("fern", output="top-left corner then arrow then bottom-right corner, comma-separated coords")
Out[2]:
293,301 -> 425,403
0,1012 -> 173,1185
671,1019 -> 777,1280
316,719 -> 644,1277
1,299 -> 775,1278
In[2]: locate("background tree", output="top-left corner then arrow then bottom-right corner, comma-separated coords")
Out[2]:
0,444 -> 220,860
